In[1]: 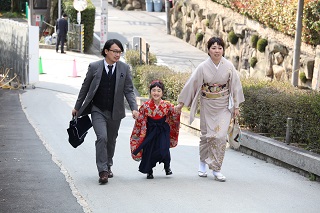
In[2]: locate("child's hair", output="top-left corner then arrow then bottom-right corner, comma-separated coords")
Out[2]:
149,80 -> 165,92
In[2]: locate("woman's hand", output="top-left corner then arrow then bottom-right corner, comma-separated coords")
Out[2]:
234,108 -> 240,118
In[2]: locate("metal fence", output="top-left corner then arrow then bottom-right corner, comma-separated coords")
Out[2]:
67,23 -> 84,53
0,19 -> 29,86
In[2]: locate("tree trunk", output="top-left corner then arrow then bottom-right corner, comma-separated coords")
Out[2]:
49,0 -> 58,34
11,0 -> 20,12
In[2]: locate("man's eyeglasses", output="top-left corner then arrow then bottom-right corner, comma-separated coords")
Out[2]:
109,49 -> 123,55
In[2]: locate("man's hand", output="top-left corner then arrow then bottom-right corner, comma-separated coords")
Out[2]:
72,109 -> 78,117
132,110 -> 139,120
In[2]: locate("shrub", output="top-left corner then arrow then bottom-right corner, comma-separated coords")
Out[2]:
196,32 -> 204,42
148,52 -> 157,65
124,49 -> 157,70
124,50 -> 140,69
299,72 -> 307,83
250,57 -> 258,68
228,31 -> 238,45
0,0 -> 12,12
213,0 -> 320,46
241,78 -> 320,154
257,38 -> 268,52
64,0 -> 95,52
251,34 -> 259,48
205,19 -> 209,27
133,65 -> 190,104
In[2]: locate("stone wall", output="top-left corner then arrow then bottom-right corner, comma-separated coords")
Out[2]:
115,0 -> 146,11
169,0 -> 320,90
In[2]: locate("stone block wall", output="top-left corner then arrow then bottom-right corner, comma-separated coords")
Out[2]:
169,0 -> 320,90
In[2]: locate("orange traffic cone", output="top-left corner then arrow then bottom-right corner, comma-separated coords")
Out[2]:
70,59 -> 80,77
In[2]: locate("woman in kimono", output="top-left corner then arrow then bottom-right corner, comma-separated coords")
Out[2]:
175,37 -> 245,182
130,80 -> 181,179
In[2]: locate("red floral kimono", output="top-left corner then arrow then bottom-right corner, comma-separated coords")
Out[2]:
130,99 -> 181,163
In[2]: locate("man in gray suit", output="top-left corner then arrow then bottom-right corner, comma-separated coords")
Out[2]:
56,13 -> 68,53
72,39 -> 139,184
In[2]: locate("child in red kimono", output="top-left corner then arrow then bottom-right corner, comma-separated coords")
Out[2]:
130,80 -> 181,179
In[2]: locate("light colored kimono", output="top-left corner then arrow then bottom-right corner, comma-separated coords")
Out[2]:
178,57 -> 245,171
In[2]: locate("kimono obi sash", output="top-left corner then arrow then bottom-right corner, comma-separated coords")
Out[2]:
201,82 -> 229,99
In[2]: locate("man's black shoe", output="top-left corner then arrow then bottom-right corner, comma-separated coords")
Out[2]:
99,171 -> 108,184
107,166 -> 113,178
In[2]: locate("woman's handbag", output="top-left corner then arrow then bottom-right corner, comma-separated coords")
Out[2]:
67,115 -> 92,148
227,117 -> 241,149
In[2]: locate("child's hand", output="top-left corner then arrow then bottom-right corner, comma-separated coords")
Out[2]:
174,103 -> 184,113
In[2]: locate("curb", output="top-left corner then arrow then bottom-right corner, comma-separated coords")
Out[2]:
179,111 -> 320,180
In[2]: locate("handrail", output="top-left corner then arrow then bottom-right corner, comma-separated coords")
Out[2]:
43,21 -> 55,28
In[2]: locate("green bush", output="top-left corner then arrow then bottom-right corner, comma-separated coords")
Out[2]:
196,32 -> 204,42
0,12 -> 25,18
241,78 -> 320,154
64,0 -> 95,52
124,50 -> 140,69
257,38 -> 268,52
299,72 -> 307,83
228,31 -> 238,45
148,52 -> 157,65
133,65 -> 190,104
250,57 -> 258,68
0,0 -> 11,11
251,34 -> 259,48
124,50 -> 157,71
212,0 -> 320,46
205,19 -> 209,27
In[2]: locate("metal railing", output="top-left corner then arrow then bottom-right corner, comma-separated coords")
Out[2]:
67,23 -> 84,53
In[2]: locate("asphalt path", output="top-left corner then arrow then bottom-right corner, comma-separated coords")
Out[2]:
18,48 -> 320,212
92,1 -> 208,72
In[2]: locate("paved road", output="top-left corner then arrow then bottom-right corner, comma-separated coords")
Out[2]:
92,1 -> 208,72
20,50 -> 320,213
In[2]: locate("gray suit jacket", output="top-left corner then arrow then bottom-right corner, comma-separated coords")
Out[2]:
74,59 -> 138,120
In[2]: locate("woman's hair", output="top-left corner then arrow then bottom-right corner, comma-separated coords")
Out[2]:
207,37 -> 225,56
101,39 -> 124,57
149,80 -> 165,92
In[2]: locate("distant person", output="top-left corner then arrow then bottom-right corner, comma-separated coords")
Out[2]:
72,39 -> 139,184
130,80 -> 181,179
175,36 -> 245,182
169,0 -> 173,8
56,13 -> 68,54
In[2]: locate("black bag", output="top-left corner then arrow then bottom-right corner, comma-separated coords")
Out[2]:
67,115 -> 93,148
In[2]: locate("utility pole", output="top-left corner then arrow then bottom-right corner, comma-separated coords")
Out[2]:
100,0 -> 108,51
292,0 -> 304,87
58,0 -> 61,19
165,0 -> 171,35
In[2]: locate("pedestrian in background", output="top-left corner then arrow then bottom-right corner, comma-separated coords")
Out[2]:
130,80 -> 181,179
56,13 -> 68,54
72,39 -> 139,184
175,36 -> 245,182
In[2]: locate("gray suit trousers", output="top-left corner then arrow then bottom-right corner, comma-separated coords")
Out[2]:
91,105 -> 121,173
